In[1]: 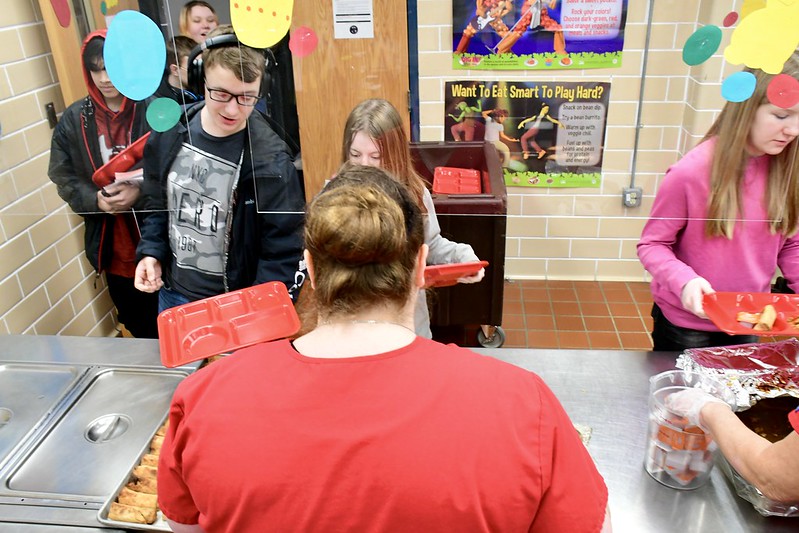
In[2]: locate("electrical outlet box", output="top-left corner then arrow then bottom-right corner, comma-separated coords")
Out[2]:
622,186 -> 642,208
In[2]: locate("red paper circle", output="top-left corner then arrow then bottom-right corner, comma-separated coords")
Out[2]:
288,26 -> 318,58
767,74 -> 799,109
50,0 -> 71,28
722,11 -> 738,28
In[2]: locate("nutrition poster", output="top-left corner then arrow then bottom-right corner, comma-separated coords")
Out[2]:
444,80 -> 611,188
452,0 -> 627,70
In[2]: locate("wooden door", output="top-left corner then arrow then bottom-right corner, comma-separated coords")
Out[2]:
38,0 -> 85,105
292,1 -> 410,199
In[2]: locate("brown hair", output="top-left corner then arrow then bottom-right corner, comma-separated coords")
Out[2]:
304,164 -> 424,321
178,1 -> 218,38
203,25 -> 264,85
341,99 -> 429,212
703,52 -> 799,238
166,35 -> 196,68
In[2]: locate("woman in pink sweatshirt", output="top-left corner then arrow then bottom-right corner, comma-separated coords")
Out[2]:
638,53 -> 799,351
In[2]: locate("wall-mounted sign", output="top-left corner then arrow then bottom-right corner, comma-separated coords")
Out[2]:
445,80 -> 611,188
452,0 -> 627,70
333,0 -> 374,39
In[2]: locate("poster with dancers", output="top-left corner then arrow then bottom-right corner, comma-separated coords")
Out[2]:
445,80 -> 611,188
453,0 -> 627,70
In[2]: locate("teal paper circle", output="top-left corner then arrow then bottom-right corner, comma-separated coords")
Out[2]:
146,98 -> 181,132
682,25 -> 722,66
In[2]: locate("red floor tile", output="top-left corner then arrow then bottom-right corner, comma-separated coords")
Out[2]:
614,316 -> 647,332
522,287 -> 549,301
588,331 -> 622,349
502,300 -> 524,315
619,332 -> 653,350
502,313 -> 526,329
524,300 -> 553,315
502,329 -> 528,348
525,314 -> 556,330
554,315 -> 585,331
558,331 -> 590,349
552,301 -> 580,316
584,316 -> 615,331
528,330 -> 559,348
608,302 -> 641,317
499,280 -> 656,351
549,287 -> 578,302
580,301 -> 611,316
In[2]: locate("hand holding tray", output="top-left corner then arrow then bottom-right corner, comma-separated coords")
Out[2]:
158,282 -> 300,368
703,292 -> 799,335
424,261 -> 488,289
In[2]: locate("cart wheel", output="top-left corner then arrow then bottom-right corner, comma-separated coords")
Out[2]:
477,326 -> 505,348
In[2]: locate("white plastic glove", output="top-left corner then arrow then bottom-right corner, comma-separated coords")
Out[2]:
458,267 -> 485,284
664,388 -> 730,428
680,277 -> 715,319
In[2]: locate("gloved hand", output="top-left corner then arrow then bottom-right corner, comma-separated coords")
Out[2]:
680,277 -> 714,319
458,267 -> 485,284
664,388 -> 730,428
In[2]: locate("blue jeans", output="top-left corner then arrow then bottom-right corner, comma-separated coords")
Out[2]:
158,286 -> 192,313
650,304 -> 758,352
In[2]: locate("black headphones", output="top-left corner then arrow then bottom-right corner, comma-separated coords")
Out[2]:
187,33 -> 274,101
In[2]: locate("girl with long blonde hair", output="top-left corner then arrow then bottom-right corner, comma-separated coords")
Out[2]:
638,52 -> 799,351
341,98 -> 485,338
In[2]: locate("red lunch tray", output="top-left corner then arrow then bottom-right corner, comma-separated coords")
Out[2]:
158,282 -> 300,368
432,166 -> 482,195
424,261 -> 488,289
702,292 -> 799,336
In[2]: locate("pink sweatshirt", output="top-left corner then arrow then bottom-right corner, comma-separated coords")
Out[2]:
637,138 -> 799,331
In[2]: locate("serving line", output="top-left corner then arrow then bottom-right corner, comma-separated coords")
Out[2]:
476,347 -> 797,533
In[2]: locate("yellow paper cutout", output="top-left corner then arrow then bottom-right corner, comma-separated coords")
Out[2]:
724,1 -> 799,74
231,0 -> 294,49
741,0 -> 767,19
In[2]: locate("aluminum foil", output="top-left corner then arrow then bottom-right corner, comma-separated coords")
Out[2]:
676,338 -> 799,409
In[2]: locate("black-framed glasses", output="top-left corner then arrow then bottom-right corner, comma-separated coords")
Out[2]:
205,84 -> 261,107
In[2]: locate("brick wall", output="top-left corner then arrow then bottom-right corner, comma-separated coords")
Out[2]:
0,0 -> 117,336
416,0 -> 738,281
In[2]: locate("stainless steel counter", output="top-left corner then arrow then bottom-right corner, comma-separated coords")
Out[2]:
0,335 -> 198,532
476,347 -> 797,533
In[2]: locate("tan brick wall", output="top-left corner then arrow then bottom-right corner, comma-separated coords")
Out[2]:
417,0 -> 739,281
0,0 -> 117,336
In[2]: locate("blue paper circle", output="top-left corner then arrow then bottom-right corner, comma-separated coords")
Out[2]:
721,71 -> 757,102
104,11 -> 165,101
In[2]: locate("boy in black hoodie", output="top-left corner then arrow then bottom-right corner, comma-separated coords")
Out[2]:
48,30 -> 159,338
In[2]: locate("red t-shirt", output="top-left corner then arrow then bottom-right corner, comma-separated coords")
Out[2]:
790,405 -> 799,434
158,337 -> 608,532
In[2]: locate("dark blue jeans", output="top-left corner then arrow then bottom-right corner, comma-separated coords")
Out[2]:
158,286 -> 192,314
650,304 -> 758,352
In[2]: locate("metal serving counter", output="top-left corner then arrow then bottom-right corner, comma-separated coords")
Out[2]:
0,335 -> 198,532
476,347 -> 797,533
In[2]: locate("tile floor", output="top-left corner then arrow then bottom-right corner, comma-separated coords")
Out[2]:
500,280 -> 655,350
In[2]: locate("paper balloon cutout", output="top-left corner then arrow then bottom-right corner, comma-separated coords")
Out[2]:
682,25 -> 722,66
104,11 -> 165,101
50,0 -> 71,27
146,98 -> 182,132
767,74 -> 799,109
289,26 -> 318,58
231,1 -> 294,48
723,2 -> 799,74
723,11 -> 739,27
721,71 -> 757,102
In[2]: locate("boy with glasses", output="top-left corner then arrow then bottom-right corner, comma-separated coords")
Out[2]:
134,25 -> 305,310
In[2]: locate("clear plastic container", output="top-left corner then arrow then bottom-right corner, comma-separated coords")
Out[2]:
644,370 -> 734,490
